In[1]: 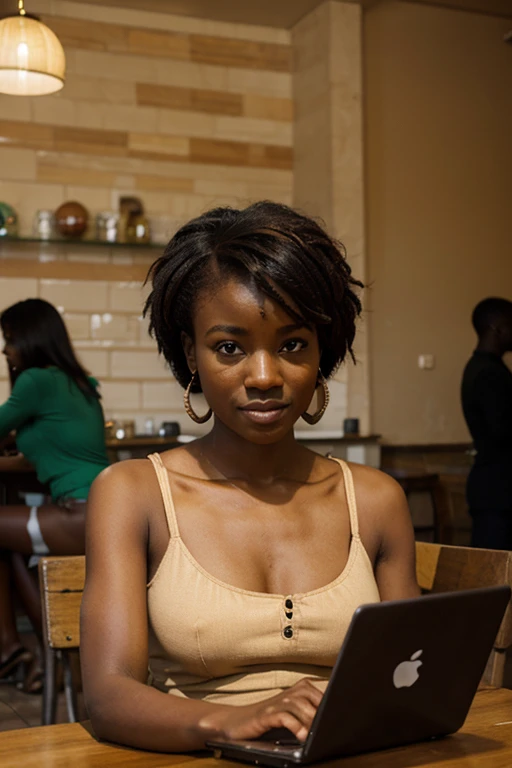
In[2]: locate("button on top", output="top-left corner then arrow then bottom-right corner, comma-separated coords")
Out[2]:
283,626 -> 293,639
285,598 -> 293,610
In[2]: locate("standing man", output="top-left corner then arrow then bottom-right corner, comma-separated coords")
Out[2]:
461,297 -> 512,549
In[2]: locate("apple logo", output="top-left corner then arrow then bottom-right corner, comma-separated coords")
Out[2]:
393,650 -> 423,689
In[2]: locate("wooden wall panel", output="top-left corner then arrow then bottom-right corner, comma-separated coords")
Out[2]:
190,35 -> 291,72
0,258 -> 148,282
0,121 -> 292,170
136,83 -> 293,122
136,83 -> 243,117
45,16 -> 291,72
0,121 -> 53,150
0,1 -> 293,441
126,28 -> 191,60
44,17 -> 129,53
244,94 -> 293,122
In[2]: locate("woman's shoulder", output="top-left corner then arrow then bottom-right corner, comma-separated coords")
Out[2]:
89,458 -> 164,518
347,462 -> 404,494
317,454 -> 400,491
320,456 -> 405,511
94,457 -> 159,488
16,366 -> 66,387
12,367 -> 50,391
346,462 -> 409,528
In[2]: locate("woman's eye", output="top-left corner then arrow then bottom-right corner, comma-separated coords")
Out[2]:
216,341 -> 242,356
281,339 -> 307,353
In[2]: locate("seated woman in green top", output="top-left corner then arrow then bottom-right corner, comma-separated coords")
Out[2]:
0,298 -> 109,690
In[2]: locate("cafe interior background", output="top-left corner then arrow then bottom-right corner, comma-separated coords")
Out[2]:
0,0 -> 511,545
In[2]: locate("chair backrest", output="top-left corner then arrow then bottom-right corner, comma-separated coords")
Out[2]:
415,541 -> 512,686
38,556 -> 85,650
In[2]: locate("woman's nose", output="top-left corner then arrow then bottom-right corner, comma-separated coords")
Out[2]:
244,351 -> 283,391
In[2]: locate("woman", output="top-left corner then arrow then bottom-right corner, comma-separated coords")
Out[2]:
81,202 -> 419,752
0,298 -> 109,690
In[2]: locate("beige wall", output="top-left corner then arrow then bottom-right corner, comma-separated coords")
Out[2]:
293,1 -> 369,434
0,0 -> 293,435
365,1 -> 512,444
4,0 -> 510,445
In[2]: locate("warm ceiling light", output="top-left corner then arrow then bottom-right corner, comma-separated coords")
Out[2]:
0,0 -> 65,96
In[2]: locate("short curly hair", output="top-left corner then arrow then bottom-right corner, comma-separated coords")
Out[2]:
144,201 -> 363,391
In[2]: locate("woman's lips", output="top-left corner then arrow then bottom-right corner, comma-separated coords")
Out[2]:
239,404 -> 290,425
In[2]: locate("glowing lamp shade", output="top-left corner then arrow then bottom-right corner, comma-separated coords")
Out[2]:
0,14 -> 65,96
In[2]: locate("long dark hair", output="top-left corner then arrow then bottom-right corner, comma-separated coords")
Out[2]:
0,299 -> 99,399
144,201 -> 363,391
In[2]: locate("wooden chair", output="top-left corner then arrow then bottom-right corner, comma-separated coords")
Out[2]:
415,541 -> 512,687
38,555 -> 85,725
386,469 -> 451,543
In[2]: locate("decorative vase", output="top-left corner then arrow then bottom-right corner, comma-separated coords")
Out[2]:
54,201 -> 89,238
0,202 -> 18,237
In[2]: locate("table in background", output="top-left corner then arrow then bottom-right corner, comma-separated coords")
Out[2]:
294,431 -> 381,468
106,435 -> 180,462
106,433 -> 382,467
0,688 -> 510,767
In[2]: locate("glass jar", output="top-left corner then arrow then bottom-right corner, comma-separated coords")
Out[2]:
126,215 -> 151,244
34,210 -> 54,240
96,212 -> 119,243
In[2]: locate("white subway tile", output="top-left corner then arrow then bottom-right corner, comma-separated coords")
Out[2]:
40,280 -> 108,312
110,350 -> 169,379
109,282 -> 146,313
0,278 -> 38,308
142,380 -> 184,410
77,349 -> 109,378
99,380 -> 140,410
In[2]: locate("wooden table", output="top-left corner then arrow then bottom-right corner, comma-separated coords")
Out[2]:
0,688 -> 510,767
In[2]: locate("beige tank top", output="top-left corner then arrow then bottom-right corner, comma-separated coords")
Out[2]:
147,453 -> 380,706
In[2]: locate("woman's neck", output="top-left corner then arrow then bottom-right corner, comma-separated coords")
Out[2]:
198,419 -> 306,484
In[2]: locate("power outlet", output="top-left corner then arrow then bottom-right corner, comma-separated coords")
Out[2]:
418,354 -> 435,370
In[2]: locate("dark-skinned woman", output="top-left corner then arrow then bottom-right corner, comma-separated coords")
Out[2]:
0,298 -> 109,692
81,202 -> 419,751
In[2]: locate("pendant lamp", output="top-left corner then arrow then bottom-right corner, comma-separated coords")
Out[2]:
0,0 -> 65,96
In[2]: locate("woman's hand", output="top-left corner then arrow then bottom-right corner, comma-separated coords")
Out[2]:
199,678 -> 325,744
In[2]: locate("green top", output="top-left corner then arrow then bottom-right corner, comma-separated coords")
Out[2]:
0,367 -> 109,500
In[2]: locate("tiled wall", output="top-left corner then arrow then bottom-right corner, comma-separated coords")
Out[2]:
0,0 -> 294,437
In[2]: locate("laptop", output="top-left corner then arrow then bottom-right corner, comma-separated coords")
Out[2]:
207,586 -> 510,766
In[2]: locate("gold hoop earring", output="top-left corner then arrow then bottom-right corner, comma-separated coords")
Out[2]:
302,372 -> 330,425
183,371 -> 212,424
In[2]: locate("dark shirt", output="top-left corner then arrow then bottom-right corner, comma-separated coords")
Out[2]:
461,351 -> 512,512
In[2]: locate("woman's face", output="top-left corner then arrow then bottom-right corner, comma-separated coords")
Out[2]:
2,331 -> 22,372
183,277 -> 321,444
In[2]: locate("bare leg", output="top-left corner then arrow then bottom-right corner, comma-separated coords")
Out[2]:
11,553 -> 42,640
0,553 -> 25,662
0,502 -> 86,556
11,553 -> 44,693
0,502 -> 86,664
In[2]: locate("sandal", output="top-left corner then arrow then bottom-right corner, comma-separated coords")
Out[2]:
17,654 -> 44,695
0,646 -> 32,682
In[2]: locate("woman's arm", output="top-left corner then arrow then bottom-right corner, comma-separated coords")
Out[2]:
81,461 -> 322,753
352,465 -> 420,601
0,371 -> 39,438
0,454 -> 34,472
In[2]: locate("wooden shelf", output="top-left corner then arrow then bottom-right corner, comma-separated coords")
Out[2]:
0,237 -> 164,250
106,436 -> 179,449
